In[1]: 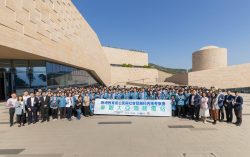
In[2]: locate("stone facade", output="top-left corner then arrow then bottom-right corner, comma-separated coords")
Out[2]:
103,47 -> 172,86
188,63 -> 250,88
0,0 -> 111,85
103,46 -> 148,66
192,46 -> 227,71
166,63 -> 250,89
166,46 -> 250,89
110,66 -> 159,86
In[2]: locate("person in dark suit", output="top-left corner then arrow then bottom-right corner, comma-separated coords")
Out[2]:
216,90 -> 225,121
40,91 -> 50,122
188,90 -> 201,121
233,91 -> 243,126
224,91 -> 234,123
27,92 -> 39,124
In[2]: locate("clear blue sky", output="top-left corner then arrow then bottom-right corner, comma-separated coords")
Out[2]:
72,0 -> 250,69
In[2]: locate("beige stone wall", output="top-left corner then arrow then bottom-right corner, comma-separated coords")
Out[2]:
110,67 -> 159,86
157,70 -> 173,82
192,47 -> 227,71
165,72 -> 189,85
0,0 -> 111,85
103,46 -> 148,66
188,63 -> 250,88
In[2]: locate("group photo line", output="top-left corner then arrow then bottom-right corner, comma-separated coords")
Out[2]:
5,85 -> 244,128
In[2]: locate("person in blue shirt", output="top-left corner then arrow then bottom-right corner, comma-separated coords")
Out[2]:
184,90 -> 191,117
123,91 -> 130,99
115,91 -> 122,99
95,92 -> 101,100
120,90 -> 125,99
108,91 -> 112,99
159,90 -> 166,100
130,89 -> 139,99
100,91 -> 105,99
163,89 -> 170,100
176,90 -> 186,118
139,88 -> 148,100
148,91 -> 156,100
90,99 -> 95,116
58,92 -> 66,119
103,91 -> 109,99
171,95 -> 177,117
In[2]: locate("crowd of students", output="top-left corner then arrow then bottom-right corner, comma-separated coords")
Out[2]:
6,85 -> 244,127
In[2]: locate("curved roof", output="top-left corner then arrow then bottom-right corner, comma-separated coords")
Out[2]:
199,46 -> 219,50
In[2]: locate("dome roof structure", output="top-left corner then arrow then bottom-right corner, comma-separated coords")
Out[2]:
199,46 -> 219,50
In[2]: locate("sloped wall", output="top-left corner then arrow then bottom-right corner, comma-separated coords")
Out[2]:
0,0 -> 111,85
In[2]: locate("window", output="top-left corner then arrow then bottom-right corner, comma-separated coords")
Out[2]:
46,62 -> 98,87
0,59 -> 11,72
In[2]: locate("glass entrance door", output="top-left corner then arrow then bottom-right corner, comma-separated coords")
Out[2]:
0,72 -> 11,100
0,72 -> 5,100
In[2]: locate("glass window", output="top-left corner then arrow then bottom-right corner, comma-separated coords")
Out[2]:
46,62 -> 99,87
13,60 -> 29,73
15,72 -> 30,89
30,60 -> 46,67
30,72 -> 47,88
0,59 -> 11,72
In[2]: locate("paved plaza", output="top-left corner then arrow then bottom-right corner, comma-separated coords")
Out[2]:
0,94 -> 249,157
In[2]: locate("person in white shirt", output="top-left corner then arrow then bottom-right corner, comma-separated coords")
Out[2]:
65,93 -> 73,121
6,92 -> 18,127
199,92 -> 210,123
26,92 -> 39,124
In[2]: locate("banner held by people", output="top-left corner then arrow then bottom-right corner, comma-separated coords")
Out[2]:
94,99 -> 172,117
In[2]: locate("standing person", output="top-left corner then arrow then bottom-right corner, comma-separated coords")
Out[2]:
50,93 -> 59,121
184,90 -> 191,118
171,95 -> 177,117
217,90 -> 225,121
233,91 -> 243,126
131,89 -> 139,99
199,92 -> 210,123
59,92 -> 66,120
40,91 -> 50,123
189,90 -> 201,121
26,92 -> 39,124
35,91 -> 42,121
6,92 -> 18,127
211,92 -> 220,124
65,93 -> 73,121
90,99 -> 95,116
22,91 -> 30,124
15,96 -> 26,127
224,91 -> 234,123
83,93 -> 90,117
75,95 -> 83,120
176,90 -> 186,118
124,90 -> 130,99
148,91 -> 156,100
139,88 -> 148,100
207,92 -> 212,119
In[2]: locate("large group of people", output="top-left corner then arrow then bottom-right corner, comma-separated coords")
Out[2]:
6,85 -> 244,127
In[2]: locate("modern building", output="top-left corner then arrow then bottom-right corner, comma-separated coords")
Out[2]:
166,46 -> 250,90
0,0 -> 112,99
0,0 -> 171,99
0,0 -> 249,99
103,46 -> 172,86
